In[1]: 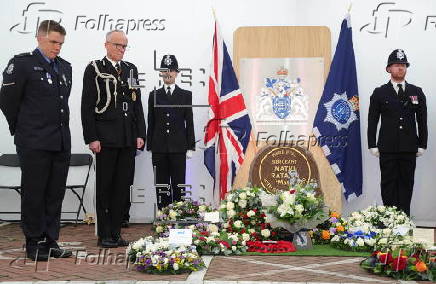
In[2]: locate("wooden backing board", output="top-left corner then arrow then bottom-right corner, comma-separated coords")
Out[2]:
232,26 -> 342,213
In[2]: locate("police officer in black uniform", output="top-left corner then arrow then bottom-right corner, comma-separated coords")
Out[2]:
147,55 -> 195,209
367,49 -> 428,216
0,20 -> 73,261
81,30 -> 146,248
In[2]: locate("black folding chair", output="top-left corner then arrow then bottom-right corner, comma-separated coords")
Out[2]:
0,154 -> 21,221
62,153 -> 93,225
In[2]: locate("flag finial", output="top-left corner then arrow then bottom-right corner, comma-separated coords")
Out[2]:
212,7 -> 217,20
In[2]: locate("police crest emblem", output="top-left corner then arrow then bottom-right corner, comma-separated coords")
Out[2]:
272,95 -> 291,119
323,92 -> 359,131
163,55 -> 172,67
396,49 -> 405,60
256,67 -> 308,121
6,63 -> 14,75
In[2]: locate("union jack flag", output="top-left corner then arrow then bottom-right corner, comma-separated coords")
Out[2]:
204,21 -> 252,200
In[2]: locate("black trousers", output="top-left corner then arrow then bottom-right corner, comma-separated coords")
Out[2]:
152,152 -> 186,209
95,147 -> 135,239
16,147 -> 70,243
123,152 -> 138,222
122,193 -> 131,222
379,152 -> 416,216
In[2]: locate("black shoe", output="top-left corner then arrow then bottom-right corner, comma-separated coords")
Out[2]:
26,246 -> 49,261
97,238 -> 118,248
45,240 -> 73,258
121,220 -> 129,228
113,235 -> 129,247
26,239 -> 49,261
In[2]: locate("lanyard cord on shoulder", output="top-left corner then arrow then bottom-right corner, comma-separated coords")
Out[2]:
91,60 -> 118,113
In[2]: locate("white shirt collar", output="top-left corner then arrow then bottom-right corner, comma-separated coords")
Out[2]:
164,84 -> 176,95
391,80 -> 406,94
105,56 -> 120,67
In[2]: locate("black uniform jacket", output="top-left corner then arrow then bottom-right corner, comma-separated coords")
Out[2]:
147,85 -> 195,153
0,49 -> 72,151
367,81 -> 427,153
81,57 -> 146,148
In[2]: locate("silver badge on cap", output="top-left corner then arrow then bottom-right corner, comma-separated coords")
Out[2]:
397,49 -> 405,60
164,55 -> 172,66
6,63 -> 14,75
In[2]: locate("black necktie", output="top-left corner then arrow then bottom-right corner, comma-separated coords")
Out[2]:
115,63 -> 121,76
166,86 -> 171,96
397,83 -> 406,100
50,60 -> 57,73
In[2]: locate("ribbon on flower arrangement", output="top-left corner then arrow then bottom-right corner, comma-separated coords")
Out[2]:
246,241 -> 296,253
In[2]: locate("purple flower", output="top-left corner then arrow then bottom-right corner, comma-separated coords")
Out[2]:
329,228 -> 337,234
329,217 -> 338,223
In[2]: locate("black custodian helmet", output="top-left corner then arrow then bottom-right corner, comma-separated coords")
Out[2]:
160,54 -> 179,72
386,49 -> 410,68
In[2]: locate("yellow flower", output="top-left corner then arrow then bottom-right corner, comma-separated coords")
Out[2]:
321,230 -> 330,240
330,211 -> 340,218
416,261 -> 427,272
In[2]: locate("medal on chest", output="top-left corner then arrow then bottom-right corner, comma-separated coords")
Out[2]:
409,96 -> 419,105
46,72 -> 52,84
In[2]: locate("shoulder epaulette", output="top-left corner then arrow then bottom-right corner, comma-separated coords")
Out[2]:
57,56 -> 71,65
89,59 -> 101,66
14,52 -> 33,58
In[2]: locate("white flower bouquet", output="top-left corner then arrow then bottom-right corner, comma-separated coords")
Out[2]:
263,182 -> 327,232
127,237 -> 205,274
331,205 -> 415,252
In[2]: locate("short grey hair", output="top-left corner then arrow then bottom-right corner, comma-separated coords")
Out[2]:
106,30 -> 125,41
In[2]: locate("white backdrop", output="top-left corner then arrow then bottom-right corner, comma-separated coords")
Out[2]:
0,0 -> 434,226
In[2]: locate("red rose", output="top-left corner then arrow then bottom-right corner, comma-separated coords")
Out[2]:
200,231 -> 209,236
390,256 -> 408,271
377,252 -> 393,264
289,189 -> 296,194
240,229 -> 246,234
199,237 -> 206,241
219,241 -> 230,249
